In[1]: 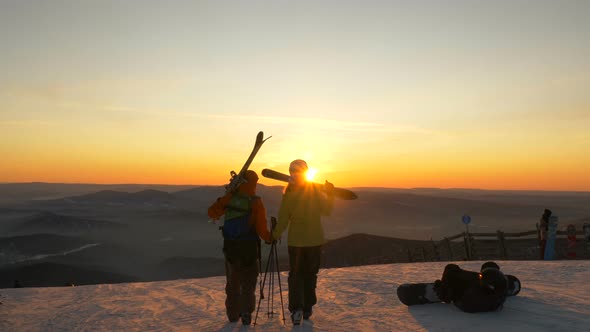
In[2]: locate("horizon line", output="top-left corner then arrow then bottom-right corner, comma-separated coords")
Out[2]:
1,181 -> 589,193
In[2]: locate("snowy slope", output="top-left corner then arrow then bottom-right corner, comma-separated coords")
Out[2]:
1,261 -> 589,331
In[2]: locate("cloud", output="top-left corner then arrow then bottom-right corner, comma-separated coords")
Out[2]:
50,100 -> 435,137
0,120 -> 57,127
205,114 -> 432,134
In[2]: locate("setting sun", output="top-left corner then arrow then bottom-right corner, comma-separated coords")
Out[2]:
306,168 -> 318,181
0,2 -> 589,191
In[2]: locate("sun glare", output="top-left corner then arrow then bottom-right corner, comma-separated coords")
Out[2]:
306,168 -> 318,181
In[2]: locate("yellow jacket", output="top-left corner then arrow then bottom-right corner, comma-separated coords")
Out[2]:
272,183 -> 334,247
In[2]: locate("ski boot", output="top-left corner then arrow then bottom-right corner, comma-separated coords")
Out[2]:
291,310 -> 303,325
241,312 -> 252,325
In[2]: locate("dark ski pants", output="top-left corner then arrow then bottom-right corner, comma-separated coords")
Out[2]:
287,245 -> 321,313
439,263 -> 506,313
223,240 -> 260,322
439,264 -> 480,302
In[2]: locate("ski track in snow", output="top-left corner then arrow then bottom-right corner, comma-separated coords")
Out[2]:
1,261 -> 589,331
13,244 -> 101,264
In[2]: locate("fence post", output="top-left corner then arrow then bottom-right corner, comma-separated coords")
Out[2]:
432,239 -> 440,261
536,222 -> 544,260
445,237 -> 453,260
463,232 -> 472,260
497,230 -> 507,259
421,247 -> 427,262
469,232 -> 476,259
407,248 -> 412,263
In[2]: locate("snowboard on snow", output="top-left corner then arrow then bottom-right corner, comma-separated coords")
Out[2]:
261,168 -> 358,200
397,275 -> 521,306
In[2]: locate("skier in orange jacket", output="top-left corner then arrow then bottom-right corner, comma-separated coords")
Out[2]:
208,170 -> 271,325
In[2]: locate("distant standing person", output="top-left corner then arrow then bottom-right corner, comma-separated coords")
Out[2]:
539,209 -> 552,259
272,159 -> 335,325
208,170 -> 271,326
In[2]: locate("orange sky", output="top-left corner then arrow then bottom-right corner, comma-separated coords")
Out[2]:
1,2 -> 589,191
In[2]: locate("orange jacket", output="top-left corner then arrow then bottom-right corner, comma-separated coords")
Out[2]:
208,173 -> 271,243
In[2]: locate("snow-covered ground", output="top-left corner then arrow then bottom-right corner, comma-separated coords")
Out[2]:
1,260 -> 589,331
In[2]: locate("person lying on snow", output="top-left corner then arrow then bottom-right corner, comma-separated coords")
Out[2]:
434,261 -> 514,313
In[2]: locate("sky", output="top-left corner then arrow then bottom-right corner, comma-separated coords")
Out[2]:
1,1 -> 589,190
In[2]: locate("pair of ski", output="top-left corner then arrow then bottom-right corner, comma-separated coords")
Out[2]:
397,274 -> 521,306
220,131 -> 357,200
544,214 -> 559,260
261,169 -> 357,200
543,213 -> 590,259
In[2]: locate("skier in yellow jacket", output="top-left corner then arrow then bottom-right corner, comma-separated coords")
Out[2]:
272,159 -> 334,325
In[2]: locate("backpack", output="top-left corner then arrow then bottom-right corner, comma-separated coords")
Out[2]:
222,193 -> 259,241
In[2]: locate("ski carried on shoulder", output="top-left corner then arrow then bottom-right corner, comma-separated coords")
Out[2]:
261,168 -> 358,200
209,131 -> 271,223
225,131 -> 271,194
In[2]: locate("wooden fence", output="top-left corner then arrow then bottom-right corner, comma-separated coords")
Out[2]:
407,224 -> 589,263
320,225 -> 589,269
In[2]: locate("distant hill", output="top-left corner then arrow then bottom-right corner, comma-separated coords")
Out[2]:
67,189 -> 130,202
0,233 -> 91,259
50,189 -> 178,207
9,183 -> 589,239
0,182 -> 197,205
1,182 -> 589,288
156,256 -> 226,280
172,185 -> 285,208
172,186 -> 227,200
10,212 -> 123,234
324,189 -> 590,239
31,185 -> 287,215
0,232 -> 439,286
322,233 -> 429,268
0,262 -> 139,288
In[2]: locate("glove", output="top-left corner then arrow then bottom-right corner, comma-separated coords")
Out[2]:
265,237 -> 278,245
